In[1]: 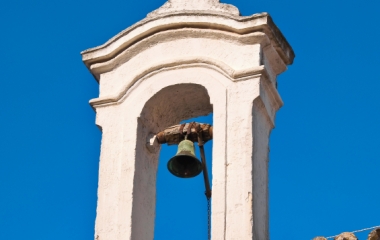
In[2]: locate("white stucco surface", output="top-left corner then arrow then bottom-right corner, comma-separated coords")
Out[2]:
82,0 -> 294,239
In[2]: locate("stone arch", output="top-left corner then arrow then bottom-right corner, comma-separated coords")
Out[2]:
96,66 -> 229,240
133,83 -> 212,238
140,83 -> 213,131
90,57 -> 282,240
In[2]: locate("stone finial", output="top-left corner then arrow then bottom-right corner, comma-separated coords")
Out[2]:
313,237 -> 327,240
368,228 -> 380,240
148,0 -> 240,17
334,232 -> 358,240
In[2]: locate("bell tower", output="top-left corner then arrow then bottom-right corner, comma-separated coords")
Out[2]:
81,0 -> 294,239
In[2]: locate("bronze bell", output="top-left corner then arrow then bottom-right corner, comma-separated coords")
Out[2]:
167,139 -> 203,178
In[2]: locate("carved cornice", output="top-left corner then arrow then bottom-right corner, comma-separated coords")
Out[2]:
81,12 -> 294,80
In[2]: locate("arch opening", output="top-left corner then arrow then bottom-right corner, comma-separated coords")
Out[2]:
154,114 -> 213,239
132,83 -> 213,239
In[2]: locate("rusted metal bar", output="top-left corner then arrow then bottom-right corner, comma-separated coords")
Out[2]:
196,124 -> 212,200
156,122 -> 213,145
199,145 -> 212,199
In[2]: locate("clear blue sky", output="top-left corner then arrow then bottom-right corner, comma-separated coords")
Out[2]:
0,0 -> 379,239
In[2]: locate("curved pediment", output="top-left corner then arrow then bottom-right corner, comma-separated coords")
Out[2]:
81,11 -> 294,81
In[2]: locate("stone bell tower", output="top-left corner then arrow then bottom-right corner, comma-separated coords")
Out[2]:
81,0 -> 294,239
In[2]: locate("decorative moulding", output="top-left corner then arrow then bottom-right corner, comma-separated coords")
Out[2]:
81,12 -> 295,80
148,0 -> 240,17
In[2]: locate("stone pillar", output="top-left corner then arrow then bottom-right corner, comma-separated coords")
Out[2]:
81,0 -> 294,239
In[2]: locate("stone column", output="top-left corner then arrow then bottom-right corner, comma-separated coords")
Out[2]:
225,79 -> 268,239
